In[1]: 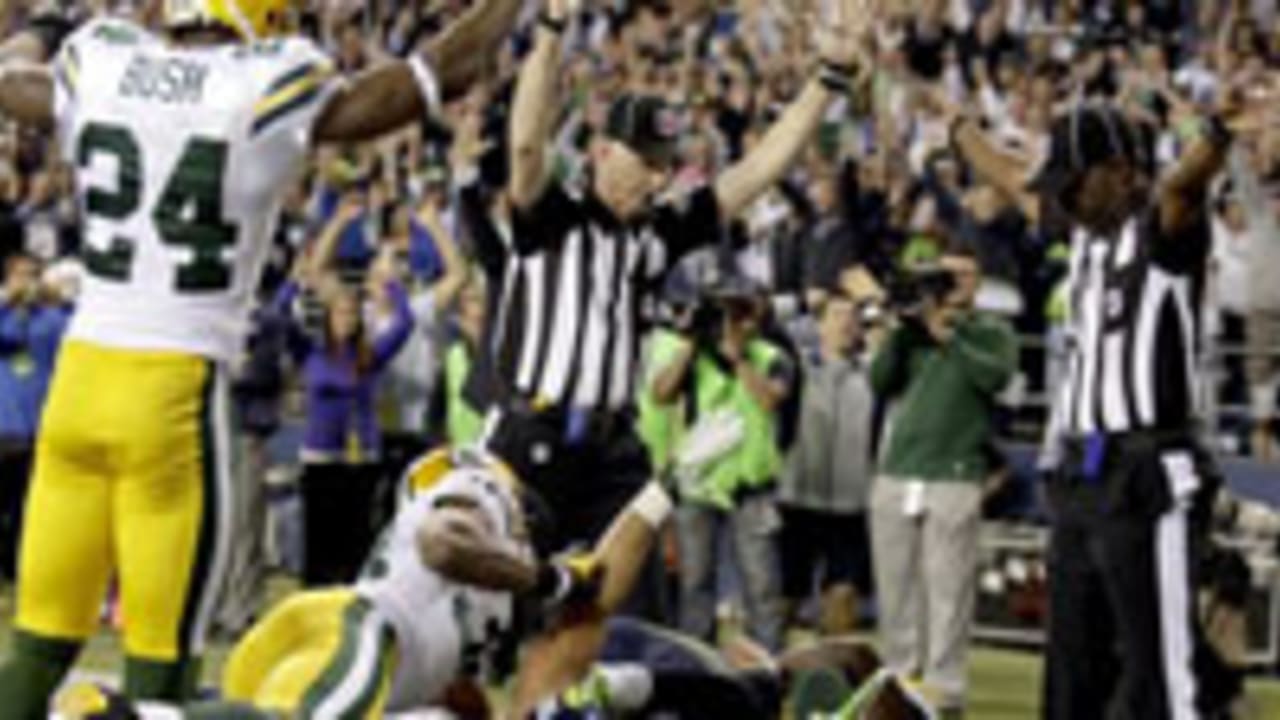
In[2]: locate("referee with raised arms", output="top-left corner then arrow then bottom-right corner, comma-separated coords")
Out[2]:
482,0 -> 882,594
928,85 -> 1269,717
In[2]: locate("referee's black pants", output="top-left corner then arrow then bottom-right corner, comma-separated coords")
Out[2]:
1043,436 -> 1239,720
484,404 -> 668,621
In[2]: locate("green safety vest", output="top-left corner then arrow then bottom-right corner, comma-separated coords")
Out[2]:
688,339 -> 784,505
900,234 -> 942,268
1046,277 -> 1070,324
444,341 -> 485,447
638,330 -> 687,474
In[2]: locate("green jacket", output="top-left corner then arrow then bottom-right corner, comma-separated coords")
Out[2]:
870,312 -> 1017,481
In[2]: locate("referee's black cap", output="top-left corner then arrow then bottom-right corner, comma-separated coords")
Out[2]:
1027,104 -> 1156,197
604,94 -> 680,170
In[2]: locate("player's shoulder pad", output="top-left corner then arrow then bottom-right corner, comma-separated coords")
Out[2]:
66,16 -> 151,53
52,17 -> 149,105
248,36 -> 338,137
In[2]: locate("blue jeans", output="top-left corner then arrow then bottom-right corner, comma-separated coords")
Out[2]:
675,494 -> 784,652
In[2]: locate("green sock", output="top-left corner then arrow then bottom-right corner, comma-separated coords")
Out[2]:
124,654 -> 202,702
0,630 -> 81,720
184,701 -> 284,720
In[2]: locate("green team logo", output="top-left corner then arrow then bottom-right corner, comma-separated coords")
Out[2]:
234,39 -> 287,58
93,23 -> 140,45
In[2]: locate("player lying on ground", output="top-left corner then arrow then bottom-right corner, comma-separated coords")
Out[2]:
56,446 -> 675,718
526,617 -> 935,720
0,0 -> 521,713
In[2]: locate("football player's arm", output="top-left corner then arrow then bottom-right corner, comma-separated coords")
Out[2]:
417,502 -> 598,601
508,482 -> 676,718
418,506 -> 540,592
0,63 -> 52,128
0,32 -> 46,65
587,482 -> 675,613
0,9 -> 79,127
1,11 -> 73,65
507,0 -> 567,211
312,0 -> 521,144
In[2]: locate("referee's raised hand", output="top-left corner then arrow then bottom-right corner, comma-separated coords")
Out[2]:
813,0 -> 881,79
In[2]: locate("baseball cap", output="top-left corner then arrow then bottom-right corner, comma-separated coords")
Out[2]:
1026,104 -> 1155,197
604,94 -> 680,170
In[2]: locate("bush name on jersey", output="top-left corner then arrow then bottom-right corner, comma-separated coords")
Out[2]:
119,54 -> 209,105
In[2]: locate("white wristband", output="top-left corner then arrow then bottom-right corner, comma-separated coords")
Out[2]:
631,482 -> 673,528
408,54 -> 441,116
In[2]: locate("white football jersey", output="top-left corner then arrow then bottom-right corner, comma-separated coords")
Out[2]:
51,18 -> 342,361
356,466 -> 524,711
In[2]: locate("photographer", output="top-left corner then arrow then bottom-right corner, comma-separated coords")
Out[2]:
868,246 -> 1017,716
0,252 -> 70,582
652,276 -> 792,652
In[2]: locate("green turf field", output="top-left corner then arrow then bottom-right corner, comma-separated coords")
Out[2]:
3,587 -> 1280,718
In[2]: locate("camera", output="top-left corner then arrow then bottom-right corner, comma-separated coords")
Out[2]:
885,263 -> 957,315
671,275 -> 764,345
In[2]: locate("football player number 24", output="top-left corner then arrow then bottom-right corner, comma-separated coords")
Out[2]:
77,121 -> 239,293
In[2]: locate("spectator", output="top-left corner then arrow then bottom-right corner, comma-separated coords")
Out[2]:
1228,140 -> 1280,458
778,290 -> 876,636
0,158 -> 21,261
636,281 -> 701,482
0,252 -> 70,582
271,212 -> 414,587
868,246 -> 1017,715
1210,179 -> 1252,429
220,294 -> 291,634
378,190 -> 468,475
800,164 -> 856,299
652,278 -> 791,652
437,267 -> 489,447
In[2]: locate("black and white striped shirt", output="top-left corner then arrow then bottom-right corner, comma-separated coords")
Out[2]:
488,183 -> 721,412
1053,207 -> 1210,437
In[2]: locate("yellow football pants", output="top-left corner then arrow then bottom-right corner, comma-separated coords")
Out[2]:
15,339 -> 234,661
222,589 -> 397,718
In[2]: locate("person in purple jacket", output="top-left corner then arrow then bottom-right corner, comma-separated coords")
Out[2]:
271,234 -> 414,587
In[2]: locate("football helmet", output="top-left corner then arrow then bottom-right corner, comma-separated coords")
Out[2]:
162,0 -> 293,40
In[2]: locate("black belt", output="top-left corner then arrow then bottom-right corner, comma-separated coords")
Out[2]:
505,394 -> 635,443
1059,427 -> 1197,482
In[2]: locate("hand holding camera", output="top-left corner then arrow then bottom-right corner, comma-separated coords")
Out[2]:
886,262 -> 961,343
923,295 -> 958,344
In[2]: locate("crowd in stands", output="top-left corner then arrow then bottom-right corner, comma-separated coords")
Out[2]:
1,0 -> 1278,710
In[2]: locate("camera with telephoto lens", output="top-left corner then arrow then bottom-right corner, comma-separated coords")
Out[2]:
885,262 -> 957,316
677,275 -> 763,345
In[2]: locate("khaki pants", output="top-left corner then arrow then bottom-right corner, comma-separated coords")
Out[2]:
869,476 -> 982,710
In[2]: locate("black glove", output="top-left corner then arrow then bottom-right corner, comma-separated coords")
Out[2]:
534,552 -> 603,609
